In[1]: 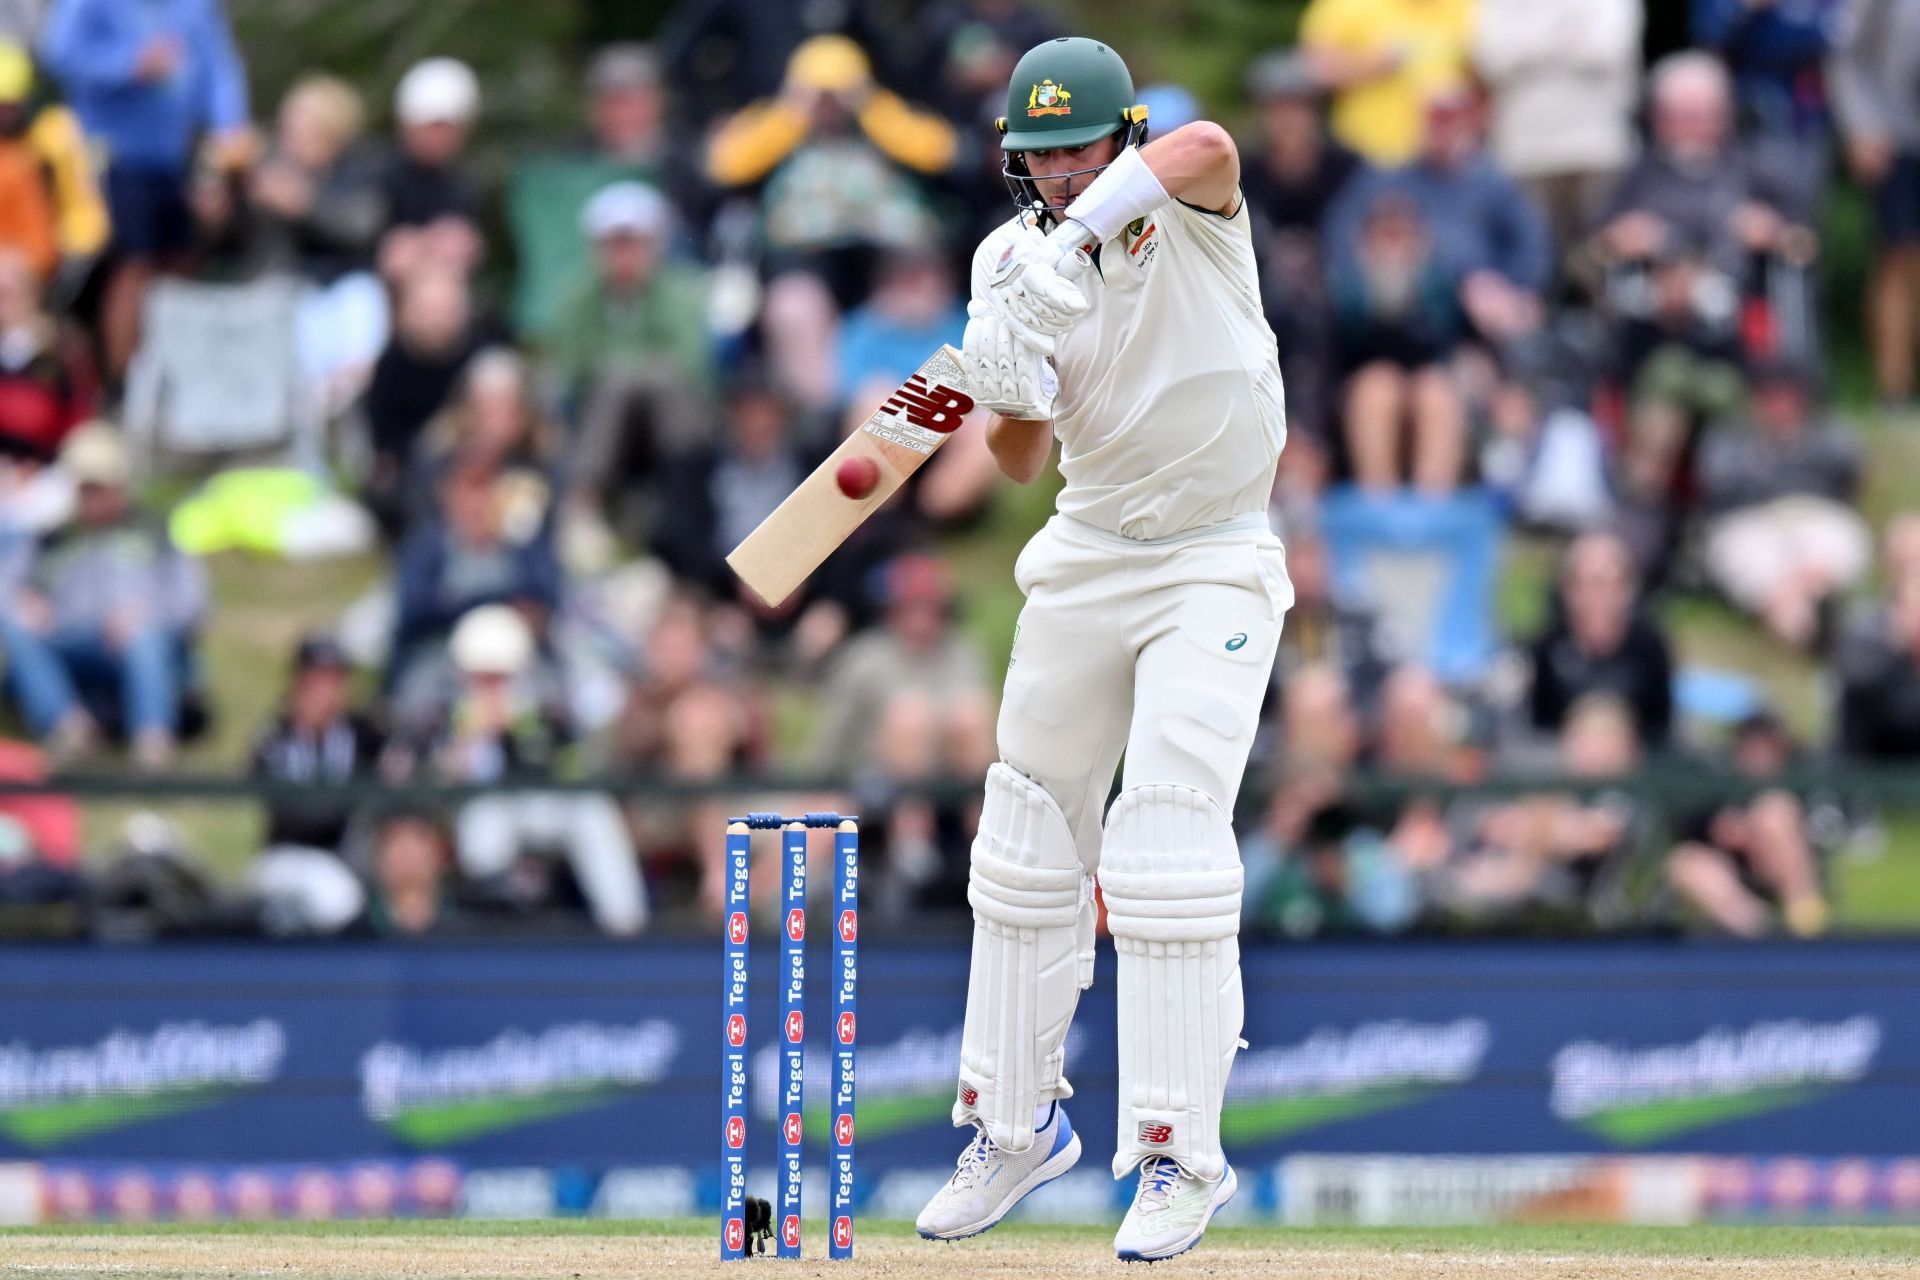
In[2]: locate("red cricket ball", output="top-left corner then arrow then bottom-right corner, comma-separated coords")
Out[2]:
836,456 -> 881,499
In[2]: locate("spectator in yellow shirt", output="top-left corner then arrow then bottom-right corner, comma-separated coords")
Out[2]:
706,34 -> 955,201
706,33 -> 956,408
0,40 -> 106,299
1299,0 -> 1480,166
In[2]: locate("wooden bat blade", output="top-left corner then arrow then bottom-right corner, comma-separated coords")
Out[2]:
727,344 -> 973,608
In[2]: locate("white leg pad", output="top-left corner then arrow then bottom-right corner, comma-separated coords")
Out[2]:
1100,783 -> 1245,1182
955,762 -> 1088,1153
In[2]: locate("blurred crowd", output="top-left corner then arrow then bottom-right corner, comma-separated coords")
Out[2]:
1,0 -> 1919,942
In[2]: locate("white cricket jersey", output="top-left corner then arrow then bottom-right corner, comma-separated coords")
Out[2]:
972,194 -> 1286,541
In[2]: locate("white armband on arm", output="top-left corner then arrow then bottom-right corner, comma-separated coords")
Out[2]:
1058,145 -> 1170,245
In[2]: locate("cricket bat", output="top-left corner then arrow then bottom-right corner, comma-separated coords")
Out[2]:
727,344 -> 976,608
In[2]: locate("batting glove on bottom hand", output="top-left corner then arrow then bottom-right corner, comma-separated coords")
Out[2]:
962,301 -> 1058,420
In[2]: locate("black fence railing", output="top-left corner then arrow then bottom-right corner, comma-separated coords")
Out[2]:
2,762 -> 1919,809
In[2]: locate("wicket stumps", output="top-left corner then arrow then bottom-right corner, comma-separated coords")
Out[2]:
721,812 -> 859,1261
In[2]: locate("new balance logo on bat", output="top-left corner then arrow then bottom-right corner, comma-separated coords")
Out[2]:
881,376 -> 974,433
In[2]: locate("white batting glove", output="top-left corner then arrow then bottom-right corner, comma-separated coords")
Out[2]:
962,301 -> 1058,420
984,224 -> 1092,344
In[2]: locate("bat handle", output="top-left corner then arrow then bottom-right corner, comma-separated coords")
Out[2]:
1047,248 -> 1093,377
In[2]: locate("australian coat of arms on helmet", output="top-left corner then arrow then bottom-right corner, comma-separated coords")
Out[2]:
1027,79 -> 1072,117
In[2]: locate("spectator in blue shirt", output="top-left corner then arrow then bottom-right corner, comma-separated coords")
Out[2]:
389,457 -> 562,691
1694,0 -> 1842,207
38,0 -> 250,381
1325,87 -> 1552,354
835,246 -> 966,407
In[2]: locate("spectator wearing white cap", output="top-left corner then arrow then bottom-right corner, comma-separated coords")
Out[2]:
377,56 -> 483,286
394,604 -> 647,936
581,179 -> 669,240
546,180 -> 713,539
508,42 -> 705,340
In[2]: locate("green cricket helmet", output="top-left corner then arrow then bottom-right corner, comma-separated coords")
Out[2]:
996,37 -> 1148,214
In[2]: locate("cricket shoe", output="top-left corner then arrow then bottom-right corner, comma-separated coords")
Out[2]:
915,1102 -> 1081,1240
1114,1156 -> 1237,1262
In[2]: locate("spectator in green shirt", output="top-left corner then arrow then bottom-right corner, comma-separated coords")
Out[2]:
508,43 -> 704,341
548,180 -> 714,538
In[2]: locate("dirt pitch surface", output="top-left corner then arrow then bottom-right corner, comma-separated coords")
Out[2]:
4,1221 -> 1918,1280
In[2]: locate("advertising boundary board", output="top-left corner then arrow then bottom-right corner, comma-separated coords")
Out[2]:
0,941 -> 1912,1223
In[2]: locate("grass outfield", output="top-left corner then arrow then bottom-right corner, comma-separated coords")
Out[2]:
3,1220 -> 1919,1278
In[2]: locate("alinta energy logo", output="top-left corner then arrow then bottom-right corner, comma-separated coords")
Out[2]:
754,1026 -> 1085,1143
1221,1019 -> 1490,1143
0,1020 -> 286,1148
1551,1016 -> 1881,1146
361,1021 -> 679,1147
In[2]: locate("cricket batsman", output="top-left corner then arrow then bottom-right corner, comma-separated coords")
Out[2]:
914,36 -> 1291,1262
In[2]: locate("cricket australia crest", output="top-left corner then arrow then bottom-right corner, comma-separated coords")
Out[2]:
1027,80 -> 1072,117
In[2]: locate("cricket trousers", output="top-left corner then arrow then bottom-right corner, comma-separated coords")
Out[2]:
958,510 -> 1290,1177
997,511 -> 1292,859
